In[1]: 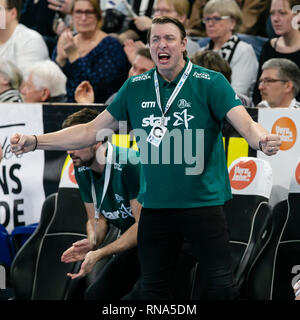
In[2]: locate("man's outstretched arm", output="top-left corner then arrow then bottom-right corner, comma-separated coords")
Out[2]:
10,110 -> 119,154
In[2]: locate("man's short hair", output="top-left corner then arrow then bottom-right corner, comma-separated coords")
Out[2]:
25,60 -> 67,98
262,58 -> 300,97
6,0 -> 22,19
0,59 -> 23,89
62,108 -> 100,129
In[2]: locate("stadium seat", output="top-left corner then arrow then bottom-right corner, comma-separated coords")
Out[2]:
9,193 -> 57,299
0,224 -> 14,290
245,158 -> 300,300
225,157 -> 273,294
0,224 -> 14,269
189,157 -> 274,299
10,223 -> 38,254
8,157 -> 118,299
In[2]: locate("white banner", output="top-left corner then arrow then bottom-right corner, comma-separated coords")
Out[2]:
258,108 -> 300,206
0,104 -> 45,233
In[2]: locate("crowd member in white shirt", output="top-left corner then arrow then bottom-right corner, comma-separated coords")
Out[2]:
257,58 -> 300,109
0,0 -> 49,76
201,0 -> 258,97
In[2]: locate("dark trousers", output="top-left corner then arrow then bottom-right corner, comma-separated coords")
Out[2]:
84,247 -> 140,300
137,206 -> 239,300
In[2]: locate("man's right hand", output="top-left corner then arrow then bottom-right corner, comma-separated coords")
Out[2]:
61,238 -> 94,263
10,134 -> 37,155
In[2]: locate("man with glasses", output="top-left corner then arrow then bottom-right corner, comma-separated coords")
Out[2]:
258,58 -> 300,108
0,0 -> 49,76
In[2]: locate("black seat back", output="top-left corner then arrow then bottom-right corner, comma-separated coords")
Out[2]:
31,188 -> 88,299
244,199 -> 288,299
224,157 -> 274,295
10,157 -> 88,300
175,157 -> 273,299
246,160 -> 300,299
10,193 -> 57,299
225,195 -> 272,290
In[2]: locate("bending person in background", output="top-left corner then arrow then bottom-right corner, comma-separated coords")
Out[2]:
53,0 -> 130,103
201,0 -> 258,97
257,58 -> 300,108
0,59 -> 23,102
252,0 -> 300,104
60,108 -> 142,300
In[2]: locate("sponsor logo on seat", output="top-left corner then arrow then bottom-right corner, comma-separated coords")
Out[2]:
229,160 -> 257,190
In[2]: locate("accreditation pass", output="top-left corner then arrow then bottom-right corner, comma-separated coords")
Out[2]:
146,123 -> 167,147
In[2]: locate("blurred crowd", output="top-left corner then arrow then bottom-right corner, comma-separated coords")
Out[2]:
0,0 -> 299,108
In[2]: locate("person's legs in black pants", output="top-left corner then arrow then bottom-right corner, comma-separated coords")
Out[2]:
179,206 -> 239,300
137,208 -> 183,299
137,206 -> 238,300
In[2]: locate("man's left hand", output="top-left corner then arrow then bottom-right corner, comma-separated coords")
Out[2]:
259,134 -> 281,156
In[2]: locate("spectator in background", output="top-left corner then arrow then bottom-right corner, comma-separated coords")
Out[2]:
100,0 -> 155,35
119,0 -> 200,56
235,0 -> 270,36
50,0 -> 74,39
185,0 -> 208,37
190,50 -> 254,108
186,0 -> 270,37
0,0 -> 49,76
21,60 -> 67,103
252,0 -> 300,105
53,0 -> 130,103
127,47 -> 155,77
0,59 -> 23,102
201,0 -> 258,97
19,0 -> 73,56
257,58 -> 300,108
75,47 -> 155,104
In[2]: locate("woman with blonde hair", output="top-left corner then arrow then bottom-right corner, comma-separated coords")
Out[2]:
53,0 -> 130,103
201,0 -> 258,97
